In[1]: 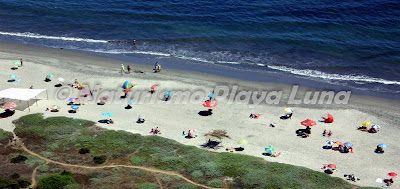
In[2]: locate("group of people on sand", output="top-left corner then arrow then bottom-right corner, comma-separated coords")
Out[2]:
120,64 -> 132,75
182,131 -> 196,139
357,125 -> 379,133
150,127 -> 161,135
322,129 -> 332,137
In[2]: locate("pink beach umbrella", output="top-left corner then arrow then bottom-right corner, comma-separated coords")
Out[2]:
188,129 -> 197,133
2,102 -> 17,110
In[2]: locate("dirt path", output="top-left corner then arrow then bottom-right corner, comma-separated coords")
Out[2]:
21,144 -> 216,189
29,161 -> 49,188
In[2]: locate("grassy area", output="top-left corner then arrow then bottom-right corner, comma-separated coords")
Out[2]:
0,129 -> 13,144
13,114 -> 365,188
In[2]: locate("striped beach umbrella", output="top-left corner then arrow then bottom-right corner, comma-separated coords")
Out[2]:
46,74 -> 54,79
378,143 -> 388,148
265,146 -> 275,154
51,105 -> 60,110
362,121 -> 372,127
188,129 -> 197,133
285,108 -> 293,113
203,100 -> 218,108
335,141 -> 344,146
122,81 -> 135,89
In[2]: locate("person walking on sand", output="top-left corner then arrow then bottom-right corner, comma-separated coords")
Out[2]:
127,65 -> 131,74
20,59 -> 23,67
121,64 -> 125,75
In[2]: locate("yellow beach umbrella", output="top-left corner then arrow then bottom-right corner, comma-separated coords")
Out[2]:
362,121 -> 371,127
238,139 -> 248,145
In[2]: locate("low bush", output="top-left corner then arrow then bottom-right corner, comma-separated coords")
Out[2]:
11,155 -> 28,163
207,179 -> 224,188
78,148 -> 90,154
172,183 -> 196,189
138,182 -> 159,189
9,173 -> 20,179
190,170 -> 204,178
37,174 -> 75,189
38,165 -> 50,172
93,156 -> 106,164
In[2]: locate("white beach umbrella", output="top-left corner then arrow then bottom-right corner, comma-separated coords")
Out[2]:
139,115 -> 146,119
371,124 -> 380,129
285,108 -> 293,114
58,77 -> 65,82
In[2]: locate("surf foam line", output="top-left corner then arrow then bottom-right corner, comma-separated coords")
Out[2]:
268,65 -> 400,85
0,31 -> 108,43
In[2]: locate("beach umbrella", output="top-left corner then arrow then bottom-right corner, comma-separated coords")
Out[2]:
164,91 -> 172,96
71,105 -> 79,110
362,121 -> 372,127
9,74 -> 16,79
371,124 -> 380,129
100,97 -> 108,101
335,141 -> 344,146
326,140 -> 335,145
188,129 -> 197,133
102,113 -> 114,117
285,108 -> 293,114
378,143 -> 388,148
150,85 -> 159,90
388,172 -> 397,178
79,83 -> 87,87
238,139 -> 248,145
139,115 -> 146,119
203,100 -> 218,108
58,78 -> 65,83
208,94 -> 216,98
344,142 -> 353,147
13,61 -> 21,66
2,102 -> 17,110
328,164 -> 336,169
265,146 -> 275,154
325,114 -> 334,122
82,89 -> 91,94
46,74 -> 54,79
69,98 -> 77,102
122,81 -> 133,89
123,88 -> 131,93
301,119 -> 316,127
128,100 -> 136,104
51,105 -> 60,110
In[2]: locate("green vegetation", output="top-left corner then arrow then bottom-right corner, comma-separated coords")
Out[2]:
0,129 -> 13,144
13,114 -> 361,189
38,165 -> 51,172
0,176 -> 31,189
138,182 -> 159,189
37,173 -> 75,189
10,155 -> 27,163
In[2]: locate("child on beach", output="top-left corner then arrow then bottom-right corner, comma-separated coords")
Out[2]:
127,65 -> 131,73
249,114 -> 260,119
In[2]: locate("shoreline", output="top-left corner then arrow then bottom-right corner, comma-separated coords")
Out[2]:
0,41 -> 399,187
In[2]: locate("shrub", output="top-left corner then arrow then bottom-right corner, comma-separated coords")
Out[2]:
130,155 -> 147,165
64,183 -> 80,189
138,182 -> 159,189
0,129 -> 13,144
10,173 -> 20,179
207,179 -> 224,188
11,155 -> 28,163
129,170 -> 145,176
40,151 -> 53,158
93,156 -> 106,164
24,155 -> 46,167
111,167 -> 122,172
17,180 -> 31,188
160,176 -> 172,182
172,183 -> 196,189
190,170 -> 204,178
78,148 -> 90,154
89,178 -> 102,185
37,174 -> 75,189
0,177 -> 11,188
38,165 -> 50,172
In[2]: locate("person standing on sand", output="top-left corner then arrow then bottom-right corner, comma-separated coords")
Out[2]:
121,64 -> 125,75
127,65 -> 131,74
20,59 -> 23,67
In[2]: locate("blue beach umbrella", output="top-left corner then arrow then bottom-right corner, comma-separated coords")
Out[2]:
9,74 -> 16,79
69,98 -> 77,102
164,91 -> 172,96
13,61 -> 21,66
71,105 -> 79,110
102,113 -> 114,117
378,143 -> 388,148
208,94 -> 216,98
344,142 -> 353,147
128,100 -> 136,104
122,81 -> 134,89
265,146 -> 275,154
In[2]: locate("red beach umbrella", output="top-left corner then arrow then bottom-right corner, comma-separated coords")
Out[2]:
203,101 -> 218,108
388,172 -> 397,178
100,97 -> 108,101
2,102 -> 17,110
301,119 -> 316,127
150,85 -> 159,90
326,114 -> 334,123
328,164 -> 336,169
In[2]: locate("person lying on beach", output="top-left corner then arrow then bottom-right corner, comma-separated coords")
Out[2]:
150,127 -> 161,134
357,126 -> 368,131
368,127 -> 378,133
270,123 -> 277,127
226,147 -> 245,153
106,119 -> 114,124
46,108 -> 59,112
137,117 -> 145,123
249,114 -> 260,119
384,178 -> 394,187
184,132 -> 197,139
344,174 -> 360,182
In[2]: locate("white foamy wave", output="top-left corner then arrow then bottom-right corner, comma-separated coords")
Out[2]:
216,61 -> 241,65
0,31 -> 108,43
268,65 -> 400,85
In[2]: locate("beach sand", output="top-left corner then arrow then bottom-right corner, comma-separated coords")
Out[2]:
0,42 -> 399,188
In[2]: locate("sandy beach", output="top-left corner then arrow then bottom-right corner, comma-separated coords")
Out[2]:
0,42 -> 399,188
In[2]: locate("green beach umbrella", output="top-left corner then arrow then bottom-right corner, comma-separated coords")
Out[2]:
46,74 -> 54,79
238,139 -> 248,145
265,146 -> 275,154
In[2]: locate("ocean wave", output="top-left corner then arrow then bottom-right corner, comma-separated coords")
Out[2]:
0,31 -> 108,43
268,65 -> 400,85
